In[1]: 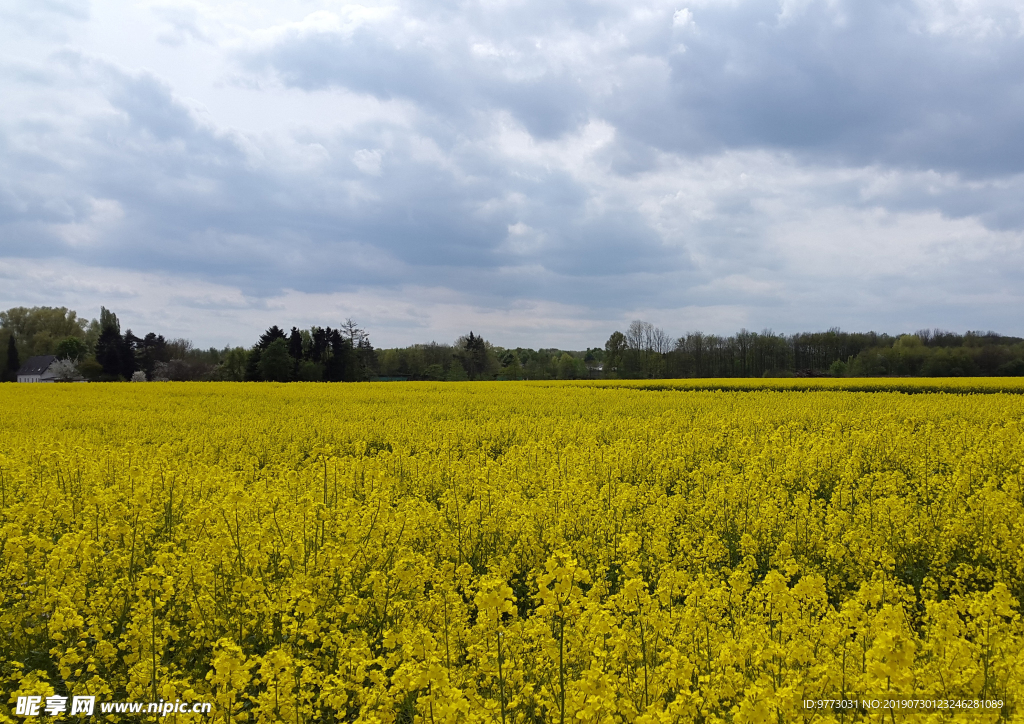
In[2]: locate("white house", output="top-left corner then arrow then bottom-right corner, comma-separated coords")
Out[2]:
17,355 -> 59,382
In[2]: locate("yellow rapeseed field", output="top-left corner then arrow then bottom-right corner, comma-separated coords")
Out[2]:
1,381 -> 1023,723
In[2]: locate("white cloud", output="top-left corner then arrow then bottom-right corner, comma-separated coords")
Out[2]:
913,0 -> 1024,38
499,221 -> 546,255
352,148 -> 383,175
672,8 -> 694,29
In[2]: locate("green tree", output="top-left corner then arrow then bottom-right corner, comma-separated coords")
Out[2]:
78,359 -> 103,381
288,326 -> 303,378
258,326 -> 287,349
288,327 -> 303,359
378,348 -> 403,377
604,331 -> 626,377
355,337 -> 377,380
94,308 -> 125,379
0,306 -> 89,359
556,352 -> 584,379
997,359 -> 1024,376
457,331 -> 498,379
98,307 -> 118,330
138,333 -> 169,380
258,338 -> 293,382
501,352 -> 524,380
219,347 -> 249,381
121,330 -> 141,379
297,360 -> 324,381
828,360 -> 848,377
892,334 -> 927,375
244,347 -> 263,381
55,336 -> 88,362
461,332 -> 487,379
84,319 -> 102,352
4,334 -> 18,381
326,330 -> 354,382
446,361 -> 469,381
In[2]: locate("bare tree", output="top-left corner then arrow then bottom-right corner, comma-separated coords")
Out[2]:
651,326 -> 673,355
625,320 -> 653,355
340,318 -> 366,345
624,320 -> 671,377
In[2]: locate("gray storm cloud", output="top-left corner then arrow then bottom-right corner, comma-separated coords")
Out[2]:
1,0 -> 1022,346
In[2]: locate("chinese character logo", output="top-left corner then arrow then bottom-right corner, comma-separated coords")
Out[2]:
44,697 -> 67,716
15,696 -> 41,716
70,696 -> 96,716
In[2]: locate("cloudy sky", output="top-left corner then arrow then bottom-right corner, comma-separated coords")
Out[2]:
1,0 -> 1023,348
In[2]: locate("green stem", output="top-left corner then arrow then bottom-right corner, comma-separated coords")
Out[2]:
497,630 -> 506,724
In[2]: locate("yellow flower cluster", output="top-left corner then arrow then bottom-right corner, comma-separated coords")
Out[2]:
1,381 -> 1022,723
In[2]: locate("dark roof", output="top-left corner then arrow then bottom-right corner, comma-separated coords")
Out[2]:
18,355 -> 57,376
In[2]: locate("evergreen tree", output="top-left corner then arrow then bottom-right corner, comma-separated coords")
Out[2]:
460,331 -> 487,379
95,327 -> 123,378
122,330 -> 141,379
5,334 -> 18,381
311,327 -> 329,363
288,326 -> 303,378
356,337 -> 377,380
139,333 -> 168,380
258,326 -> 287,349
288,327 -> 304,360
500,351 -> 524,380
95,309 -> 125,379
326,330 -> 352,382
244,347 -> 263,381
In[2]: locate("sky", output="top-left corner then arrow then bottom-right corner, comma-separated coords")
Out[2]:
1,0 -> 1023,349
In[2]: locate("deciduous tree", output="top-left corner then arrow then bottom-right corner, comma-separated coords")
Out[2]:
0,306 -> 89,358
54,337 -> 87,362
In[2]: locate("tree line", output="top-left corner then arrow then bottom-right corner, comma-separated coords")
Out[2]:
1,306 -> 219,382
0,308 -> 379,382
602,321 -> 1024,378
240,322 -> 377,382
3,306 -> 1023,382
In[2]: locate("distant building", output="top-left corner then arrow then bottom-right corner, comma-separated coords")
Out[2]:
17,355 -> 58,383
